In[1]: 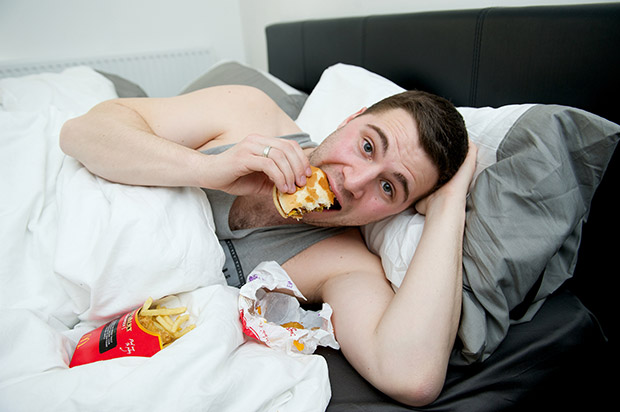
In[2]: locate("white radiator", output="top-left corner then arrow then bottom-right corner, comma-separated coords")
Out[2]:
0,48 -> 215,97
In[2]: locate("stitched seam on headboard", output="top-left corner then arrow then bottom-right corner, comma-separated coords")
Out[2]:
361,16 -> 368,67
470,8 -> 491,106
301,21 -> 309,91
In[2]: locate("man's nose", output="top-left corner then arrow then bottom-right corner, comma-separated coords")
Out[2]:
343,163 -> 378,199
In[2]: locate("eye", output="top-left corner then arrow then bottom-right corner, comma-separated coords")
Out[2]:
381,180 -> 394,197
362,139 -> 373,156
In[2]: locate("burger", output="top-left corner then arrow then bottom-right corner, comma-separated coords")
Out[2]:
272,166 -> 336,220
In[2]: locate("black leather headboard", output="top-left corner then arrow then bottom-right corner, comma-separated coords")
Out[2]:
267,3 -> 620,126
266,3 -> 619,343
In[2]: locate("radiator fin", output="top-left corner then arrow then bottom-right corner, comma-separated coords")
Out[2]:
0,48 -> 214,97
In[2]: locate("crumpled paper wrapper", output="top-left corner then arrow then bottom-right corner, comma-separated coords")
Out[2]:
238,261 -> 340,354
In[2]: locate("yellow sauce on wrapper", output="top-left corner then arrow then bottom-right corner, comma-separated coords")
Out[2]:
280,322 -> 304,329
238,261 -> 340,355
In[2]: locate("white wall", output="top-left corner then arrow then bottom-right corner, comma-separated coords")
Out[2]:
0,0 -> 245,64
1,0 -> 617,80
239,0 -> 620,70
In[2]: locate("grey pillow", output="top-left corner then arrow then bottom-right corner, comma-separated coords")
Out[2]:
180,61 -> 307,120
454,105 -> 620,364
96,70 -> 148,98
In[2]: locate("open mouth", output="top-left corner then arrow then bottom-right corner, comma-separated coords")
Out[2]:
331,196 -> 342,211
327,180 -> 342,211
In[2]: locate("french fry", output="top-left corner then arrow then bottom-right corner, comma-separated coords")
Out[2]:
140,307 -> 186,317
174,324 -> 196,339
137,297 -> 195,347
155,315 -> 174,332
142,297 -> 154,312
172,314 -> 190,333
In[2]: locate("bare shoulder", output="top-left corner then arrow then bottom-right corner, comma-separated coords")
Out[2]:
282,227 -> 391,302
116,85 -> 301,150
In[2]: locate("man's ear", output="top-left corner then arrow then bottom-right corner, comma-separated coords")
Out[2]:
337,107 -> 367,128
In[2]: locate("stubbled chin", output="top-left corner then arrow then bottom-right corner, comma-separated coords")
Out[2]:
303,210 -> 376,228
301,209 -> 342,227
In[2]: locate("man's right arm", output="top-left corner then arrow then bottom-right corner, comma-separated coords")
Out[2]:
60,85 -> 309,194
60,96 -> 211,188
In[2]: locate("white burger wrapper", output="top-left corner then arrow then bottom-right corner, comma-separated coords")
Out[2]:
238,261 -> 340,354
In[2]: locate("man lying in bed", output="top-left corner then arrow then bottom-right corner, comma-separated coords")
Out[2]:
59,85 -> 474,407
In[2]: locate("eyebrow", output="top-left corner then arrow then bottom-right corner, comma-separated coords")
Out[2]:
369,124 -> 389,153
394,172 -> 410,202
367,124 -> 411,202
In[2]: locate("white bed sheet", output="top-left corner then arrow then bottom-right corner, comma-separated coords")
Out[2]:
0,67 -> 330,411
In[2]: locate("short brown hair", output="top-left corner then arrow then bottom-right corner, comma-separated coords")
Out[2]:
364,90 -> 469,191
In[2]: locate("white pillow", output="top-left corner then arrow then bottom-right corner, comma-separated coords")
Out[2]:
296,63 -> 534,290
0,66 -> 118,112
295,63 -> 405,144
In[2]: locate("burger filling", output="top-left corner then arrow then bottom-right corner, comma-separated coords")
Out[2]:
273,166 -> 339,219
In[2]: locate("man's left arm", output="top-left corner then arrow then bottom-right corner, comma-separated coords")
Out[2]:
320,145 -> 477,407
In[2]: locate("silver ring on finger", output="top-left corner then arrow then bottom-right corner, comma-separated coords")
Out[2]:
262,145 -> 272,158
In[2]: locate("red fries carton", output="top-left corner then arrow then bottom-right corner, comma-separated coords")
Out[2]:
70,297 -> 194,367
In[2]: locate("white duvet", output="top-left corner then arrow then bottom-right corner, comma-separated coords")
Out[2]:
0,67 -> 331,411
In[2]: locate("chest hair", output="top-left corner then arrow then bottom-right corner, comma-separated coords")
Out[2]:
228,193 -> 291,231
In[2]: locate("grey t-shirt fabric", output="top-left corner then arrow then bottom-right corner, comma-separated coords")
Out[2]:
201,133 -> 345,288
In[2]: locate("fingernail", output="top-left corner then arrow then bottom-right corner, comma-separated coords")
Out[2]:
306,167 -> 312,176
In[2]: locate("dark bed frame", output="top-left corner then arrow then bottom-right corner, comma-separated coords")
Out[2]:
266,3 -> 619,411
